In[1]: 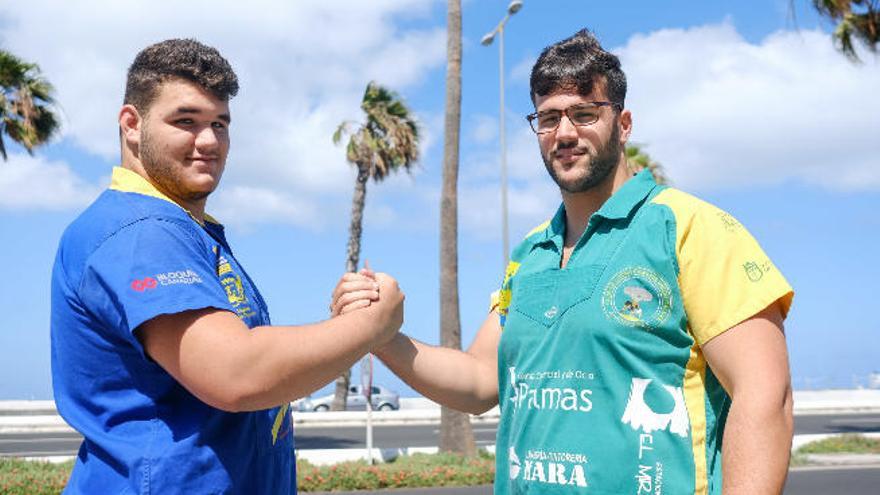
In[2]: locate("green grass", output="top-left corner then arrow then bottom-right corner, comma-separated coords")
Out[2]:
7,438 -> 880,493
789,453 -> 810,467
795,434 -> 880,455
0,459 -> 73,495
296,451 -> 495,492
0,452 -> 495,493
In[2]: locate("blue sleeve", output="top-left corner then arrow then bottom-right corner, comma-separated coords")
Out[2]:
78,217 -> 234,347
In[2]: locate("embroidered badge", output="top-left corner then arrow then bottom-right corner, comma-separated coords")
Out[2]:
601,266 -> 672,330
218,255 -> 256,319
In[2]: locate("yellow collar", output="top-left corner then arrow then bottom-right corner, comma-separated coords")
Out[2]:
109,167 -> 220,225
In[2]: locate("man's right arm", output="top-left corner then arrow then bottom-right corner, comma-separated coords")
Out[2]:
372,311 -> 501,415
136,273 -> 403,413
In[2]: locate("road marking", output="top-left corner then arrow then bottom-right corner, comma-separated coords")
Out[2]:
0,437 -> 80,443
432,428 -> 496,434
829,418 -> 880,425
790,464 -> 880,472
0,451 -> 73,457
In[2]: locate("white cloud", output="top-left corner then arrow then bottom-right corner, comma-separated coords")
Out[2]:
0,0 -> 446,221
4,8 -> 877,229
617,23 -> 880,191
0,154 -> 102,210
458,179 -> 558,242
209,185 -> 321,231
509,52 -> 536,86
453,23 -> 880,240
469,113 -> 499,144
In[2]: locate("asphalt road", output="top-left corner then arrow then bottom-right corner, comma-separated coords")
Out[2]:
1,413 -> 879,457
307,466 -> 880,495
784,466 -> 880,494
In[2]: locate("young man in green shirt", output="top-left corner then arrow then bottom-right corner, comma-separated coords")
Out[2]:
334,29 -> 793,495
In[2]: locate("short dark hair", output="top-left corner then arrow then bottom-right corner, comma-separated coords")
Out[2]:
530,29 -> 626,108
124,38 -> 239,113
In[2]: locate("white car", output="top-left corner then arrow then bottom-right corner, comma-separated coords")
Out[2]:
296,385 -> 400,412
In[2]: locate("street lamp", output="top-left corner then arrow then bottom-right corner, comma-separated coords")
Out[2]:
482,0 -> 522,268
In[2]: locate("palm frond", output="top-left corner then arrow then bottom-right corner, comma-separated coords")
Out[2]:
0,49 -> 60,158
625,144 -> 669,185
813,0 -> 880,61
334,81 -> 420,183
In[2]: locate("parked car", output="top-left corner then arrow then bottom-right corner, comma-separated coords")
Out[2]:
296,385 -> 400,412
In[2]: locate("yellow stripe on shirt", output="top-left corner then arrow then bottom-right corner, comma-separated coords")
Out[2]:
271,403 -> 290,445
683,342 -> 709,495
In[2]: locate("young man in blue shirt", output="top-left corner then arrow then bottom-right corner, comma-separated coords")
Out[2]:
51,39 -> 403,494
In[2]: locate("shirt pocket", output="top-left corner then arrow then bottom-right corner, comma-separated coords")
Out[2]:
510,264 -> 604,329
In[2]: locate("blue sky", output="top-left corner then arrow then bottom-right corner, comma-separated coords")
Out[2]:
0,0 -> 877,400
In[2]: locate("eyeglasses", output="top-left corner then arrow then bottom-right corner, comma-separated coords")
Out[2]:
526,101 -> 621,134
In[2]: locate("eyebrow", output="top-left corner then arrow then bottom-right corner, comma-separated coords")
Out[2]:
175,106 -> 231,124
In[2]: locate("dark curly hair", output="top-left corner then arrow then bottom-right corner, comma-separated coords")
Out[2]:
530,29 -> 626,108
124,38 -> 239,113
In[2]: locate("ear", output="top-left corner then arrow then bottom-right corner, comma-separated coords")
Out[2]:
119,104 -> 143,147
618,108 -> 633,145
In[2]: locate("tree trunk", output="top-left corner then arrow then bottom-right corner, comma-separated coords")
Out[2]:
439,0 -> 476,457
332,165 -> 370,411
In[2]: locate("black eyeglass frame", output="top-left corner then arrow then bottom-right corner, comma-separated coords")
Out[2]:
525,101 -> 622,134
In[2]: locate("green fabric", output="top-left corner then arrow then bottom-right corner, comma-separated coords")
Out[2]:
494,171 -> 720,494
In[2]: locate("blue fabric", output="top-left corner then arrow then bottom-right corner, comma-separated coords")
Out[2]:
51,188 -> 294,494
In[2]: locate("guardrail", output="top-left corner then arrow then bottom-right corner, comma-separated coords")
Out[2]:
2,390 -> 880,434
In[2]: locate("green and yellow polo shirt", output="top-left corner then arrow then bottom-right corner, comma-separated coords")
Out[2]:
491,170 -> 793,494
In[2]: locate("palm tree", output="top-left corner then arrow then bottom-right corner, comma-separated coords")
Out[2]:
0,50 -> 60,160
625,144 -> 668,185
439,0 -> 476,457
812,0 -> 879,61
331,82 -> 419,410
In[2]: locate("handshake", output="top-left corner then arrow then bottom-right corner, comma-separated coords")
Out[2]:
329,265 -> 405,352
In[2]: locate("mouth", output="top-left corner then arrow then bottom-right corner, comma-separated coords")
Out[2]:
553,147 -> 587,164
187,157 -> 219,168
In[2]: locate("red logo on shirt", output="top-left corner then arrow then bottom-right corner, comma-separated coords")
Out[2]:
130,277 -> 158,292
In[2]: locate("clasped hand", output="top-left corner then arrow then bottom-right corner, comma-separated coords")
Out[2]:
330,265 -> 404,347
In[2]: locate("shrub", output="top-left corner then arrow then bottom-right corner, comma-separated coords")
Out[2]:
0,452 -> 496,493
0,459 -> 72,495
296,451 -> 495,492
796,434 -> 880,455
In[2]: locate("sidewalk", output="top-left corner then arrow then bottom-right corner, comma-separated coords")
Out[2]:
4,390 -> 880,433
3,390 -> 880,466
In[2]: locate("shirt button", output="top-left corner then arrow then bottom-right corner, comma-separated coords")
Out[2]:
544,306 -> 558,319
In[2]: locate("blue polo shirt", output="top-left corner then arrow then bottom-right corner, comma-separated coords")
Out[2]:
51,167 -> 294,494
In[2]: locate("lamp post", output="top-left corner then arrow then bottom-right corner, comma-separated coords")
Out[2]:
482,0 -> 522,268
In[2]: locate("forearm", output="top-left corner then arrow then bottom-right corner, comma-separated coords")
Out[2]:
176,310 -> 381,412
374,332 -> 498,414
721,386 -> 794,494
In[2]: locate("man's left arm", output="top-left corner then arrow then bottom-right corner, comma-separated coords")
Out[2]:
702,301 -> 792,495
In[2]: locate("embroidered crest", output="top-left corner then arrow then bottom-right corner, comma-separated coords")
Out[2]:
601,267 -> 672,330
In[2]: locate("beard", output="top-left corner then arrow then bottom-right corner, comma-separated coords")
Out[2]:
140,126 -> 212,202
542,119 -> 621,194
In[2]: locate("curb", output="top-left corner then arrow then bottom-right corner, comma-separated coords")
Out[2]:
0,411 -> 501,435
296,445 -> 497,466
798,453 -> 880,467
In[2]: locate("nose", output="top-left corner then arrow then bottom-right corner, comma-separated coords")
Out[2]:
554,113 -> 579,143
194,126 -> 221,152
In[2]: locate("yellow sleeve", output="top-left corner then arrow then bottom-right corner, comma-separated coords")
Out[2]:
489,261 -> 521,317
652,189 -> 794,345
